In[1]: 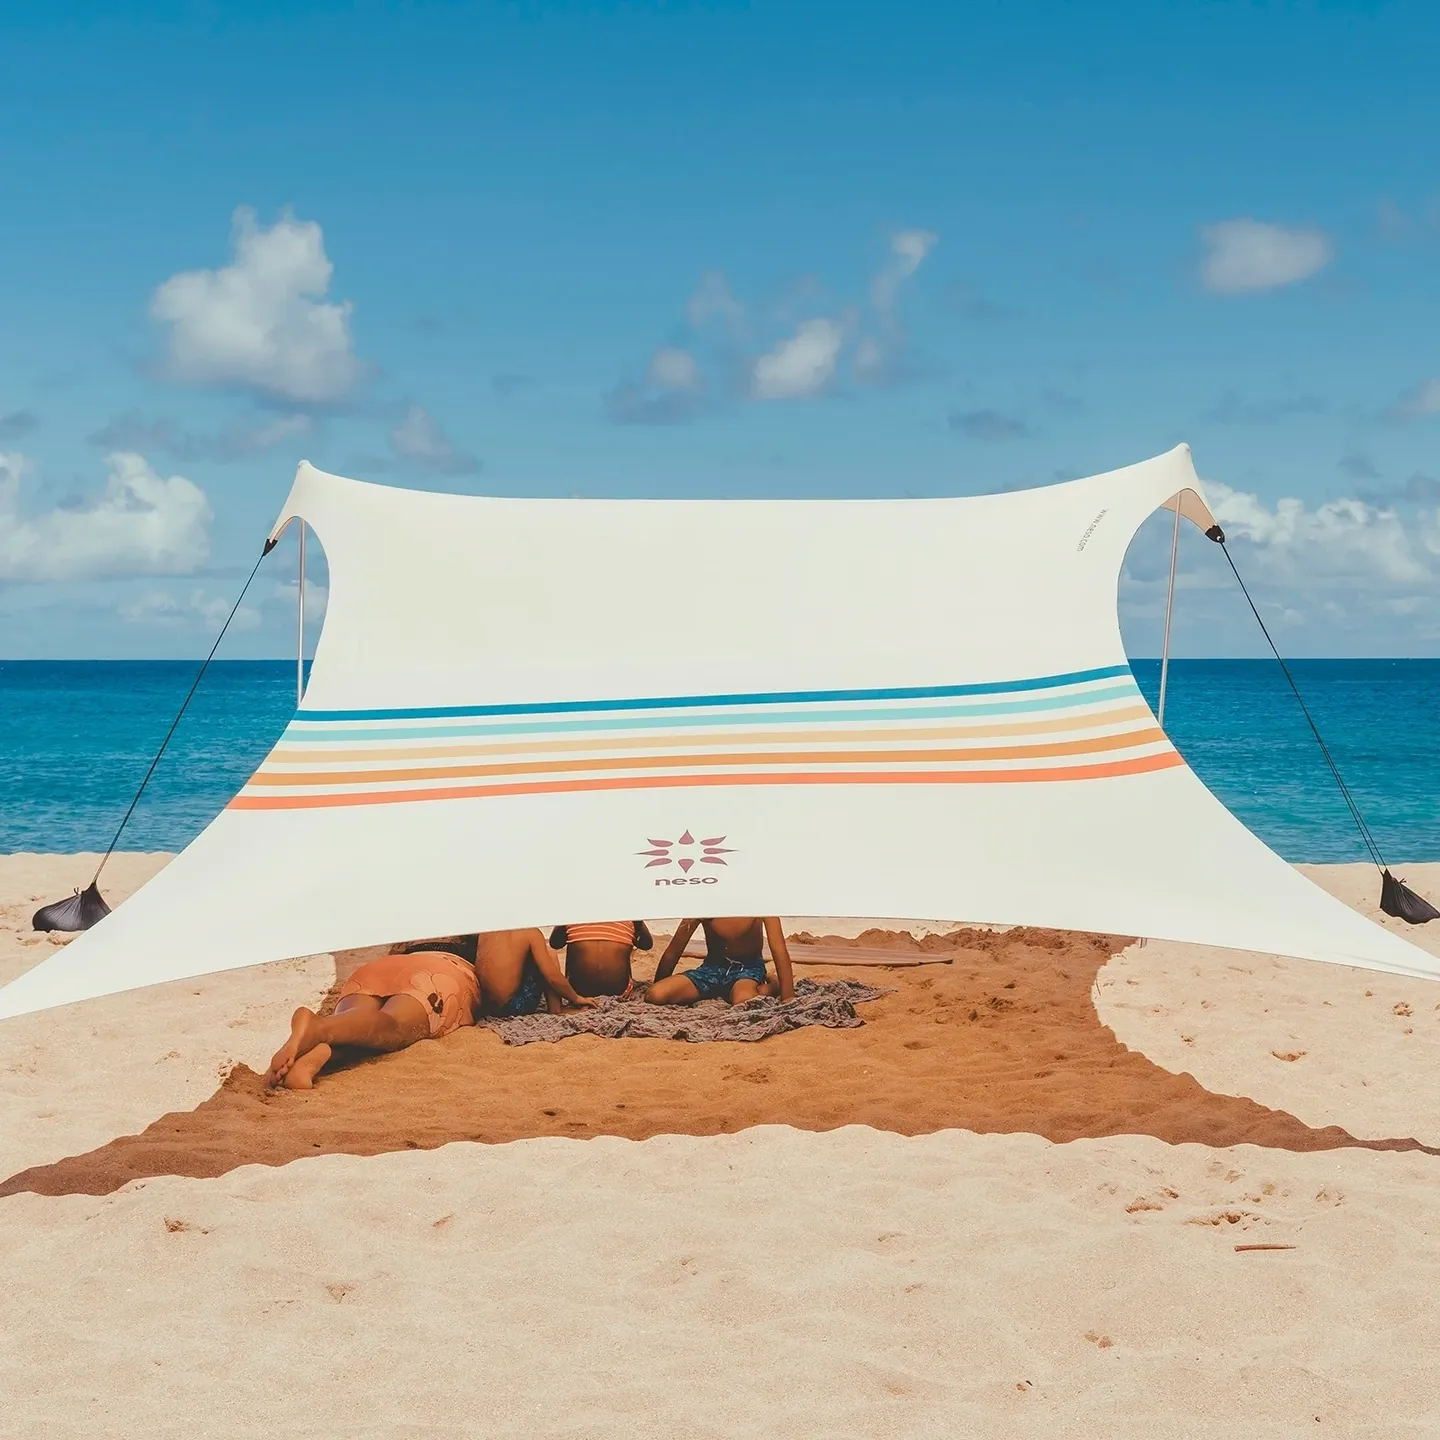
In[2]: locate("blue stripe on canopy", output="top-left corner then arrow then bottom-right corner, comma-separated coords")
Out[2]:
291,663 -> 1135,724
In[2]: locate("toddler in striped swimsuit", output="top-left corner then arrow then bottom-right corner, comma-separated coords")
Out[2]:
549,920 -> 654,999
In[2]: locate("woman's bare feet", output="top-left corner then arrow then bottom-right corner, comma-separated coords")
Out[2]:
265,1007 -> 322,1087
282,1042 -> 332,1089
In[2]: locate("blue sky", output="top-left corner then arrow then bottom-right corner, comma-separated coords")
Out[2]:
2,0 -> 1438,659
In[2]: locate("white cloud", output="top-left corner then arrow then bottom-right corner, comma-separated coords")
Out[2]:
1200,219 -> 1333,294
0,452 -> 212,582
857,229 -> 937,383
1207,480 -> 1435,586
150,207 -> 359,404
389,404 -> 480,475
871,229 -> 937,316
751,318 -> 845,400
122,588 -> 261,632
646,346 -> 700,391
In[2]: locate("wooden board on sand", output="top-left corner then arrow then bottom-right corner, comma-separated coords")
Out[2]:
680,943 -> 954,968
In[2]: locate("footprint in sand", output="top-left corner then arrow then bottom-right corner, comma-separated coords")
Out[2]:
164,1215 -> 210,1238
1125,1187 -> 1179,1213
1186,1209 -> 1261,1228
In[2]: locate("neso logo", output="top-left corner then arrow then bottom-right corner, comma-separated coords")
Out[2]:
638,830 -> 733,886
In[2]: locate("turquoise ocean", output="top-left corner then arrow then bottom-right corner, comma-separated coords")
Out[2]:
0,660 -> 1435,863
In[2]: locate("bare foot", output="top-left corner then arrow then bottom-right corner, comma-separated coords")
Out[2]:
265,1007 -> 322,1087
283,1042 -> 332,1090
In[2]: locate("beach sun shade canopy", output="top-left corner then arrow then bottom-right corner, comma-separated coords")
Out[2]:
3,444 -> 1436,1021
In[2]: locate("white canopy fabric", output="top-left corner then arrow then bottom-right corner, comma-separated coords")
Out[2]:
3,444 -> 1435,1021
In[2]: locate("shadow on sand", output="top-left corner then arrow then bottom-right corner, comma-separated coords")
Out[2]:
3,926 -> 1435,1198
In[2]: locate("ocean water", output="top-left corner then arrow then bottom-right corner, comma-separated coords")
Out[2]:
0,659 -> 1436,863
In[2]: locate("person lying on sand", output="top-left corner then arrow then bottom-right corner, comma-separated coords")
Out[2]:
264,929 -> 592,1089
264,937 -> 482,1090
646,917 -> 795,1007
548,921 -> 654,999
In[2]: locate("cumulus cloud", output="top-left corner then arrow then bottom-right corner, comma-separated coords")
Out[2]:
1207,480 -> 1437,587
150,207 -> 360,404
0,452 -> 212,582
612,234 -> 935,415
389,404 -> 480,475
751,319 -> 844,400
1200,219 -> 1333,295
947,408 -> 1033,442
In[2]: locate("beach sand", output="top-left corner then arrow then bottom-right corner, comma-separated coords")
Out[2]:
2,854 -> 1440,1437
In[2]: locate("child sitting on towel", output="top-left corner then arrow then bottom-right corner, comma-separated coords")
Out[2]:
549,920 -> 654,999
646,917 -> 795,1007
264,928 -> 592,1089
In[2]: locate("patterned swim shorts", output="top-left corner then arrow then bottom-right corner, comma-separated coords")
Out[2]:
491,957 -> 547,1018
683,959 -> 768,1001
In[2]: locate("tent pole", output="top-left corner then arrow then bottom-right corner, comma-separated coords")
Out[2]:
296,521 -> 306,706
1157,502 -> 1181,729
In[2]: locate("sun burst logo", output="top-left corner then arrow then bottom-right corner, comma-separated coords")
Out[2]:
638,830 -> 733,873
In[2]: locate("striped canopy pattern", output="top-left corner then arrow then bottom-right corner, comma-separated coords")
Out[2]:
232,666 -> 1175,812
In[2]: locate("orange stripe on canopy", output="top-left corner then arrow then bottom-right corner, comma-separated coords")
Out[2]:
229,748 -> 1186,810
246,725 -> 1169,788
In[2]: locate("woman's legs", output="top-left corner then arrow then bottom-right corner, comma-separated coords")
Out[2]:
265,992 -> 431,1087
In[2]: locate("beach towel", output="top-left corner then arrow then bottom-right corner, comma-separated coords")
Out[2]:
479,977 -> 890,1046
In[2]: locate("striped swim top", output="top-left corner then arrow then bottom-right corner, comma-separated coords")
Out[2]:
563,922 -> 637,946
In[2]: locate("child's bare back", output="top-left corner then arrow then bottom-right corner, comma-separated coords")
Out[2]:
473,927 -> 595,1017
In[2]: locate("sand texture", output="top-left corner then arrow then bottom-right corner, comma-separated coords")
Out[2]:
2,855 -> 1440,1437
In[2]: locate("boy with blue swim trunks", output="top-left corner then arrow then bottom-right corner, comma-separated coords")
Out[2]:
646,917 -> 795,1007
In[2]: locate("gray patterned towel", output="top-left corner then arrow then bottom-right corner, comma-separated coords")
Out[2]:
480,977 -> 891,1046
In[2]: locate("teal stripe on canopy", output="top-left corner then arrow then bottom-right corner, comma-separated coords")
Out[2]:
280,682 -> 1143,744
